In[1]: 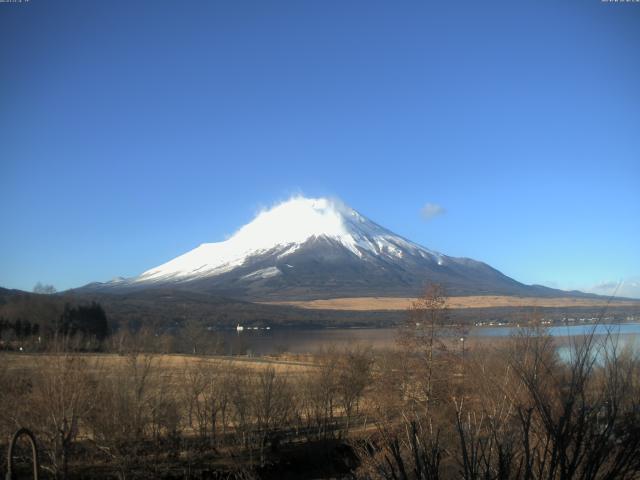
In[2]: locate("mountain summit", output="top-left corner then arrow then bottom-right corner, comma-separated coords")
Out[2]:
88,197 -> 576,300
139,197 -> 443,282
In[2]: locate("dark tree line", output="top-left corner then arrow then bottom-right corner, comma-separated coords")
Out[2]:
56,302 -> 109,341
0,301 -> 110,347
0,318 -> 41,339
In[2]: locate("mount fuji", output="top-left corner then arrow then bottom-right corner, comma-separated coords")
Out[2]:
82,197 -> 580,300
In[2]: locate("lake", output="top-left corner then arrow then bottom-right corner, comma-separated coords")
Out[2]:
220,323 -> 640,355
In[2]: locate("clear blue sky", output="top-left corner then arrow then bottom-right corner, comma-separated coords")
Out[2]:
1,0 -> 639,296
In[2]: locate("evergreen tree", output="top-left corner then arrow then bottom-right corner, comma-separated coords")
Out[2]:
58,302 -> 109,341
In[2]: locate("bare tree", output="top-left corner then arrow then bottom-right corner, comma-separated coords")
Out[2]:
398,284 -> 449,408
356,416 -> 445,480
508,326 -> 640,480
33,282 -> 57,294
300,349 -> 339,440
252,366 -> 293,465
337,345 -> 374,434
182,359 -> 208,441
28,353 -> 99,479
182,318 -> 209,355
228,366 -> 254,452
86,352 -> 157,479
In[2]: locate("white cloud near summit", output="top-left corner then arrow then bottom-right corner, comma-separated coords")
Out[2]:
421,203 -> 446,220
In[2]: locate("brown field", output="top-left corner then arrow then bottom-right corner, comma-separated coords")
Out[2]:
0,352 -> 316,375
263,295 -> 640,311
1,333 -> 638,479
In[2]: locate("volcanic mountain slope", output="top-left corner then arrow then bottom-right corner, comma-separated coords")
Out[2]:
82,197 -> 592,301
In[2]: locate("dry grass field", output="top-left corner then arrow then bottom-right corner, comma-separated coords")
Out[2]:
1,329 -> 638,479
0,351 -> 316,375
263,295 -> 640,311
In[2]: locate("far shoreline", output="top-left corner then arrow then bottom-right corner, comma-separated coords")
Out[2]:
261,295 -> 640,311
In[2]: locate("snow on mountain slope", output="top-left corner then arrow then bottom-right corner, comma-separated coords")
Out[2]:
78,196 -> 605,301
78,195 -> 588,300
137,197 -> 443,283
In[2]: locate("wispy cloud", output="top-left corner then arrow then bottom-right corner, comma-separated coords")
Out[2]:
585,277 -> 640,299
592,281 -> 619,291
421,202 -> 446,221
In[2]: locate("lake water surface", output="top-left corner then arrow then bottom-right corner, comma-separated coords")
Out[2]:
222,323 -> 640,355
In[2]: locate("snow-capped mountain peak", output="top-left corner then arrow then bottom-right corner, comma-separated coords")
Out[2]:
137,196 -> 439,283
82,196 -> 563,300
